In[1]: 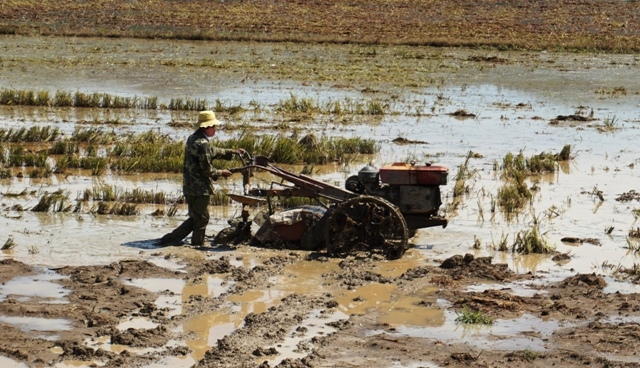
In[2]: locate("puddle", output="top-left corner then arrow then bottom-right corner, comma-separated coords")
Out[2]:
0,315 -> 72,340
183,275 -> 234,299
138,356 -> 197,368
334,283 -> 444,327
0,270 -> 70,303
122,277 -> 185,294
184,287 -> 289,359
387,362 -> 441,368
54,361 -> 105,368
50,346 -> 64,354
602,315 -> 640,324
466,280 -> 548,297
117,317 -> 158,331
154,294 -> 183,317
123,277 -> 186,316
369,250 -> 425,278
184,310 -> 244,360
227,256 -> 261,269
379,310 -> 566,351
603,277 -> 640,294
0,356 -> 29,368
182,261 -> 341,360
272,260 -> 341,295
84,335 -> 164,355
258,309 -> 349,367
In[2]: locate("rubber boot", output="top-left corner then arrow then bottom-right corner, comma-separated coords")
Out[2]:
158,218 -> 193,246
191,229 -> 206,246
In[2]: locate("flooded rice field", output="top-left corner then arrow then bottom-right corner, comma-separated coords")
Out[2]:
2,35 -> 640,367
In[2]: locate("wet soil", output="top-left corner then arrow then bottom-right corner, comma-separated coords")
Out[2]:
2,13 -> 640,368
3,250 -> 640,367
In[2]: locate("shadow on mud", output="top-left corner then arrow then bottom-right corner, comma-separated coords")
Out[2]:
121,238 -> 242,255
121,239 -> 162,250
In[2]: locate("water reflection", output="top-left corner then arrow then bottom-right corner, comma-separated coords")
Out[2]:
0,270 -> 70,303
387,311 -> 566,351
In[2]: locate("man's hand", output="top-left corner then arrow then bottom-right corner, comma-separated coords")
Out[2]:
219,169 -> 233,178
234,148 -> 247,156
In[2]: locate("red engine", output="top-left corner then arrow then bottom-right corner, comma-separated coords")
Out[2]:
378,162 -> 448,186
345,161 -> 448,232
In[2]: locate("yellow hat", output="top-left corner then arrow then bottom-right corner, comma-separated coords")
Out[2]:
196,110 -> 222,128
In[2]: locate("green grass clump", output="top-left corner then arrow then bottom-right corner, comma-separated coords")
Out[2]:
0,89 -> 157,109
86,185 -> 120,202
2,129 -> 378,178
557,144 -> 572,161
50,141 -> 79,155
169,97 -> 207,111
455,305 -> 493,325
511,226 -> 554,254
31,190 -> 70,212
274,94 -> 387,116
2,236 -> 17,250
502,145 -> 572,176
216,133 -> 378,166
497,170 -> 532,213
213,98 -> 245,115
7,148 -> 49,170
74,91 -> 102,107
70,127 -> 118,144
29,166 -> 53,178
364,100 -> 385,115
80,157 -> 108,176
452,152 -> 475,198
93,202 -> 140,216
80,185 -> 178,205
522,348 -> 539,362
528,153 -> 557,173
0,127 -> 61,142
54,90 -> 73,107
275,94 -> 319,114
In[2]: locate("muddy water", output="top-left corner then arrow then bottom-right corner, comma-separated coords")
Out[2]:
2,36 -> 640,365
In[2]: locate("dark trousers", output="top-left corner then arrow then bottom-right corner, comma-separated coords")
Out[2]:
162,195 -> 210,246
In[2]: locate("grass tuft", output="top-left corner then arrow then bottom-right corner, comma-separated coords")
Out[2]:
455,305 -> 493,325
511,226 -> 554,254
2,237 -> 17,250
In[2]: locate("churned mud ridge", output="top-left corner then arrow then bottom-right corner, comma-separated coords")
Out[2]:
0,259 -> 186,367
438,253 -> 531,282
195,293 -> 337,368
4,253 -> 640,367
0,258 -> 33,282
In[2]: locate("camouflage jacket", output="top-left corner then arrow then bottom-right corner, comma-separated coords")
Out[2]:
182,130 -> 235,196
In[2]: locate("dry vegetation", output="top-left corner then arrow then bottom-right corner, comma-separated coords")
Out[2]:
1,0 -> 640,52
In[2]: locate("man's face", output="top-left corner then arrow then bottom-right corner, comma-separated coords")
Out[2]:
203,126 -> 216,137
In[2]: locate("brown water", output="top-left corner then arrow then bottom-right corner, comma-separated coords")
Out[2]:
2,35 -> 640,366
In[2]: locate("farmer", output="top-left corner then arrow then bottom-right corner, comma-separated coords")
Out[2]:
158,110 -> 245,247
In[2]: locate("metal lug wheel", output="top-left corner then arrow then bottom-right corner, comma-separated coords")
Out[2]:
324,195 -> 409,260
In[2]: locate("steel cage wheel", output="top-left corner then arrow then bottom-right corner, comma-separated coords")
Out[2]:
324,195 -> 409,260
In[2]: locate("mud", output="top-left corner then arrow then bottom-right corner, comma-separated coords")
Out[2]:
3,34 -> 640,368
2,249 -> 640,367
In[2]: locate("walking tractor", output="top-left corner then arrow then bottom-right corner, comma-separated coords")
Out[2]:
222,153 -> 448,260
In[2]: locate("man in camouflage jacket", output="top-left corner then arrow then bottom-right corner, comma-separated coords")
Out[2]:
159,111 -> 245,246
